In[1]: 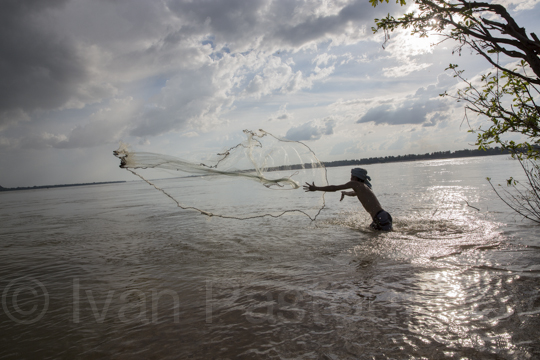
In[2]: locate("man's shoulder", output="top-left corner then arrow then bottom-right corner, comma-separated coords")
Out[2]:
349,181 -> 369,191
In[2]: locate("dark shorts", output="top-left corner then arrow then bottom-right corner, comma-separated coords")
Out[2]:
370,210 -> 393,231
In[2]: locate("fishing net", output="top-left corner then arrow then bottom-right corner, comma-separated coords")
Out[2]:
113,129 -> 328,220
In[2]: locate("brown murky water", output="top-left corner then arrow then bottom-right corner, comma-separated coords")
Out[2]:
1,156 -> 539,359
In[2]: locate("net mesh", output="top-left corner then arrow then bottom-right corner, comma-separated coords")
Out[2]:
113,129 -> 328,220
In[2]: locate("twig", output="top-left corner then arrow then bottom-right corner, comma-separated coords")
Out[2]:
461,197 -> 480,211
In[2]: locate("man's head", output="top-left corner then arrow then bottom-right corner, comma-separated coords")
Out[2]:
351,168 -> 372,188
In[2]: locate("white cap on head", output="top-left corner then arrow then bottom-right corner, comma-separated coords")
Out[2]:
351,168 -> 372,189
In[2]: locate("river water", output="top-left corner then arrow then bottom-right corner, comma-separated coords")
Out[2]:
1,156 -> 539,359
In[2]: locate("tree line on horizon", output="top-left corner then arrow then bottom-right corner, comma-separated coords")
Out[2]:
0,181 -> 126,192
322,146 -> 510,168
265,146 -> 511,172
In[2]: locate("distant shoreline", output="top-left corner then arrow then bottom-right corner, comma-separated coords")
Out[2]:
0,148 -> 512,191
0,181 -> 127,192
321,147 -> 511,168
265,147 -> 512,172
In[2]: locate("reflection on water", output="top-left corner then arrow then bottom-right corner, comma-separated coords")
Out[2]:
1,156 -> 540,359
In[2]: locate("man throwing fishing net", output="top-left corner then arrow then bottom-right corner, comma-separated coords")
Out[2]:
303,168 -> 393,231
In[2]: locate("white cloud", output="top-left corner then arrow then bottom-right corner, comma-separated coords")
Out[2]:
181,132 -> 199,138
285,118 -> 336,141
382,62 -> 432,78
244,57 -> 295,98
244,56 -> 335,98
313,53 -> 337,66
356,73 -> 457,126
268,104 -> 293,122
495,0 -> 540,11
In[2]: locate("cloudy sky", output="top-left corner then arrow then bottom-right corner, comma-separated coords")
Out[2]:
1,0 -> 539,187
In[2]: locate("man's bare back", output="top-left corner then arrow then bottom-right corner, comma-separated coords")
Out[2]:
303,168 -> 393,231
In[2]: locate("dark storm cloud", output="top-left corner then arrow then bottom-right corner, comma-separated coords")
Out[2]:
274,0 -> 384,47
166,0 -> 395,50
0,0 -> 88,126
168,0 -> 273,39
285,119 -> 336,141
357,74 -> 456,126
357,100 -> 447,126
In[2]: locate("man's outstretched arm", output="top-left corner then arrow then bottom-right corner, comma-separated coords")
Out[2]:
303,182 -> 353,192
